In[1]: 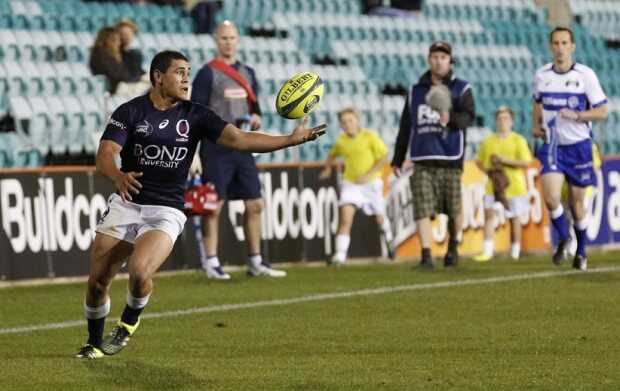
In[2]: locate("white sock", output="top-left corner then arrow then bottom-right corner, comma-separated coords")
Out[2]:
482,239 -> 494,256
84,299 -> 110,319
126,290 -> 151,309
575,217 -> 588,231
550,204 -> 564,219
510,243 -> 521,259
249,254 -> 263,268
206,256 -> 221,269
334,234 -> 351,262
380,218 -> 393,242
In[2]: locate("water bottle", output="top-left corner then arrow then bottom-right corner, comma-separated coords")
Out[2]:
192,173 -> 202,187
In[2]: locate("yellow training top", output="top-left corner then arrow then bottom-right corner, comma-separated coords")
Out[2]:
329,128 -> 388,182
477,131 -> 532,198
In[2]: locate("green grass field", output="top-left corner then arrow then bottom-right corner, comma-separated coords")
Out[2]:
1,253 -> 620,390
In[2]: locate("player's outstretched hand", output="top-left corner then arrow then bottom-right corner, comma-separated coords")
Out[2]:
292,116 -> 327,145
115,171 -> 143,202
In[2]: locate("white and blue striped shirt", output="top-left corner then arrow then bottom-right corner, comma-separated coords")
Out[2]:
533,62 -> 607,145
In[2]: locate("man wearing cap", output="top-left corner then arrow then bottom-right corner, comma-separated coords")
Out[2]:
391,41 -> 475,268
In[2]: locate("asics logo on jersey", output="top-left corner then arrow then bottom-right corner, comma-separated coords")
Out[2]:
108,118 -> 126,131
566,79 -> 580,88
159,119 -> 169,129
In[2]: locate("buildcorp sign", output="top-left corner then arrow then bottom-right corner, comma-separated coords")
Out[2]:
0,165 -> 382,280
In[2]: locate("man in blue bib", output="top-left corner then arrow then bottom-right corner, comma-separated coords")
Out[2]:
391,41 -> 475,268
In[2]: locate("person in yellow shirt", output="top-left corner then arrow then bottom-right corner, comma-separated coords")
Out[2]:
563,142 -> 602,256
319,106 -> 395,265
474,106 -> 532,261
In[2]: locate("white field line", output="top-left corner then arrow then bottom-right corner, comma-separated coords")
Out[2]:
1,266 -> 619,336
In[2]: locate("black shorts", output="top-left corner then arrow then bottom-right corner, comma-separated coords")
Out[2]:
200,143 -> 262,201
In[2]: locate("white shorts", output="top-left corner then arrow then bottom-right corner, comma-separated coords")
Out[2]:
96,194 -> 187,244
339,178 -> 385,216
483,194 -> 530,219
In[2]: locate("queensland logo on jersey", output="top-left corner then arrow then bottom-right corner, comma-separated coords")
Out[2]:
135,120 -> 154,137
568,96 -> 580,109
176,119 -> 190,142
566,79 -> 580,88
159,119 -> 169,129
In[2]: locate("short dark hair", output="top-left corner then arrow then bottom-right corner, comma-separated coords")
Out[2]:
549,26 -> 574,44
149,50 -> 189,86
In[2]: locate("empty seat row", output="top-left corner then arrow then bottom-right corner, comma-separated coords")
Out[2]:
8,94 -> 111,157
272,12 -> 486,55
219,0 -> 361,29
253,63 -> 378,97
0,60 -> 107,116
0,131 -> 41,168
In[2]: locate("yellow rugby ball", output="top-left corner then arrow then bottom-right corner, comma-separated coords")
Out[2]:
275,72 -> 324,119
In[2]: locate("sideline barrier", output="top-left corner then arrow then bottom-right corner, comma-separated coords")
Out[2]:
2,158 -> 619,280
384,160 -> 551,259
0,163 -> 381,280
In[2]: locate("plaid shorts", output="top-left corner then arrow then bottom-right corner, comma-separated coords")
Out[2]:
410,165 -> 463,220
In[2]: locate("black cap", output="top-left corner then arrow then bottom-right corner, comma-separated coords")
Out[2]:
429,41 -> 452,56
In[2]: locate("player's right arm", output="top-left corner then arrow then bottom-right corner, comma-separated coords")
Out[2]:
531,102 -> 544,139
531,70 -> 545,139
319,154 -> 337,180
391,95 -> 412,176
97,103 -> 142,202
96,141 -> 143,202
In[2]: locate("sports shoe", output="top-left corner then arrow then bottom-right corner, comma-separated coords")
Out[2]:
473,253 -> 492,262
444,251 -> 459,267
414,255 -> 434,269
205,265 -> 231,280
572,255 -> 588,271
552,239 -> 569,265
76,344 -> 104,359
386,240 -> 397,261
101,319 -> 140,355
247,261 -> 287,277
327,255 -> 345,267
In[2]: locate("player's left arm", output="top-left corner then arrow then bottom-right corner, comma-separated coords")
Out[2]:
216,117 -> 327,152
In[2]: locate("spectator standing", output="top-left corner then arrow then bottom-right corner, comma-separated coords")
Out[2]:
191,21 -> 286,279
391,41 -> 475,268
473,106 -> 532,262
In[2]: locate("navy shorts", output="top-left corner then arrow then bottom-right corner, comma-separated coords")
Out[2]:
200,142 -> 262,200
537,139 -> 596,187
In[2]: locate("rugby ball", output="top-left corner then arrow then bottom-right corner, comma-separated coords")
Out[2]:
276,72 -> 324,119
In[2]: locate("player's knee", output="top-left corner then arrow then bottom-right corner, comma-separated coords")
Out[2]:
245,199 -> 264,214
87,276 -> 110,298
545,197 -> 560,210
129,271 -> 152,290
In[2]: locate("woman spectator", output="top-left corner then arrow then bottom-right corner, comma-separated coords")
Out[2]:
89,26 -> 131,93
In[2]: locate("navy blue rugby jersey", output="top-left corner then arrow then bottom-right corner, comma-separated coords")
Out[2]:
101,94 -> 228,209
